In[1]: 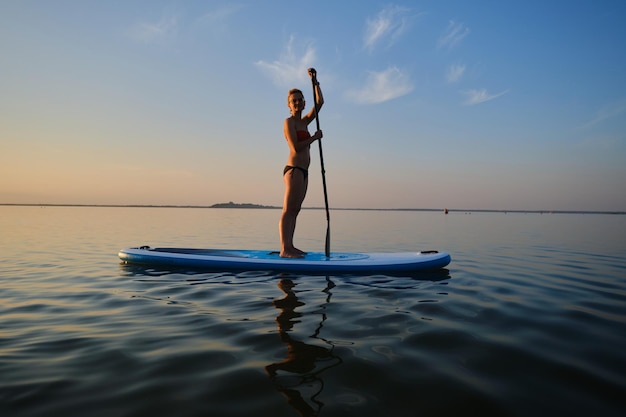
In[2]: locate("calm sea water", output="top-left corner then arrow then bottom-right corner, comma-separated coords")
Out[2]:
1,206 -> 625,417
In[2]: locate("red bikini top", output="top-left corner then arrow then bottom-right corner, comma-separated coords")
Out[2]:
296,130 -> 310,142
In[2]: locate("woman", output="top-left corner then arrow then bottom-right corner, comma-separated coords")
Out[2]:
279,69 -> 324,258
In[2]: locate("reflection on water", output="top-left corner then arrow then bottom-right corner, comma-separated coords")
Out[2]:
3,207 -> 626,417
266,277 -> 343,417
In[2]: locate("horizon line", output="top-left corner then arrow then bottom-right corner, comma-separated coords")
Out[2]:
1,203 -> 624,215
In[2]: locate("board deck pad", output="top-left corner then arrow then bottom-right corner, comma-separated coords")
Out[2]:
150,248 -> 370,261
119,246 -> 451,273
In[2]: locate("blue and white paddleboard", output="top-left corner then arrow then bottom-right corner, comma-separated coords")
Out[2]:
118,246 -> 451,273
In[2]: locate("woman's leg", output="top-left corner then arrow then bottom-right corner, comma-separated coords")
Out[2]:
280,169 -> 308,257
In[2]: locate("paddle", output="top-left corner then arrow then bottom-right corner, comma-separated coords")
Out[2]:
309,68 -> 331,257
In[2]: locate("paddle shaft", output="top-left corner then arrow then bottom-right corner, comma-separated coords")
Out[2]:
310,70 -> 331,257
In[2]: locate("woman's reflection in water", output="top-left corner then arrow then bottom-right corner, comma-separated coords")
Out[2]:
265,278 -> 342,417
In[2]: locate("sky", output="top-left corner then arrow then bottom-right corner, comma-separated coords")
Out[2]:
1,0 -> 625,211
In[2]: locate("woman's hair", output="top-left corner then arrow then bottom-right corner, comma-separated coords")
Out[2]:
287,88 -> 303,101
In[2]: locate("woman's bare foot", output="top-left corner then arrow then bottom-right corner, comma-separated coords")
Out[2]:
280,249 -> 304,258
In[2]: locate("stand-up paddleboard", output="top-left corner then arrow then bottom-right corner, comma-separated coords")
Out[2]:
118,246 -> 451,273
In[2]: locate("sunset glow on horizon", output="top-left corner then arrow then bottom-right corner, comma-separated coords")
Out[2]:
2,1 -> 625,212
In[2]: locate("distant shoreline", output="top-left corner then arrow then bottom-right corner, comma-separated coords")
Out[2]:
1,202 -> 624,215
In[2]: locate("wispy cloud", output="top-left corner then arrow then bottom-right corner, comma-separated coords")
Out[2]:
577,99 -> 626,129
195,4 -> 243,30
129,13 -> 179,44
438,20 -> 470,49
446,64 -> 466,83
574,134 -> 622,151
129,5 -> 243,45
346,67 -> 413,104
255,36 -> 316,88
462,88 -> 509,105
364,5 -> 414,51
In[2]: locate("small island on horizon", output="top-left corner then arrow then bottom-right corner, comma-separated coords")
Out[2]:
210,201 -> 277,209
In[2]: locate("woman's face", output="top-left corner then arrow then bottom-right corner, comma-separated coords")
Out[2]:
288,92 -> 305,113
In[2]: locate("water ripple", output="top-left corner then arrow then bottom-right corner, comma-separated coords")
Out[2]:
2,208 -> 626,416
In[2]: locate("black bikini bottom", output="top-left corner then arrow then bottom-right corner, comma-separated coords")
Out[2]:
283,165 -> 308,179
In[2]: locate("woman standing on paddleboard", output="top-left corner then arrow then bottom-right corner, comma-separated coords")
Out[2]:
279,69 -> 324,258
